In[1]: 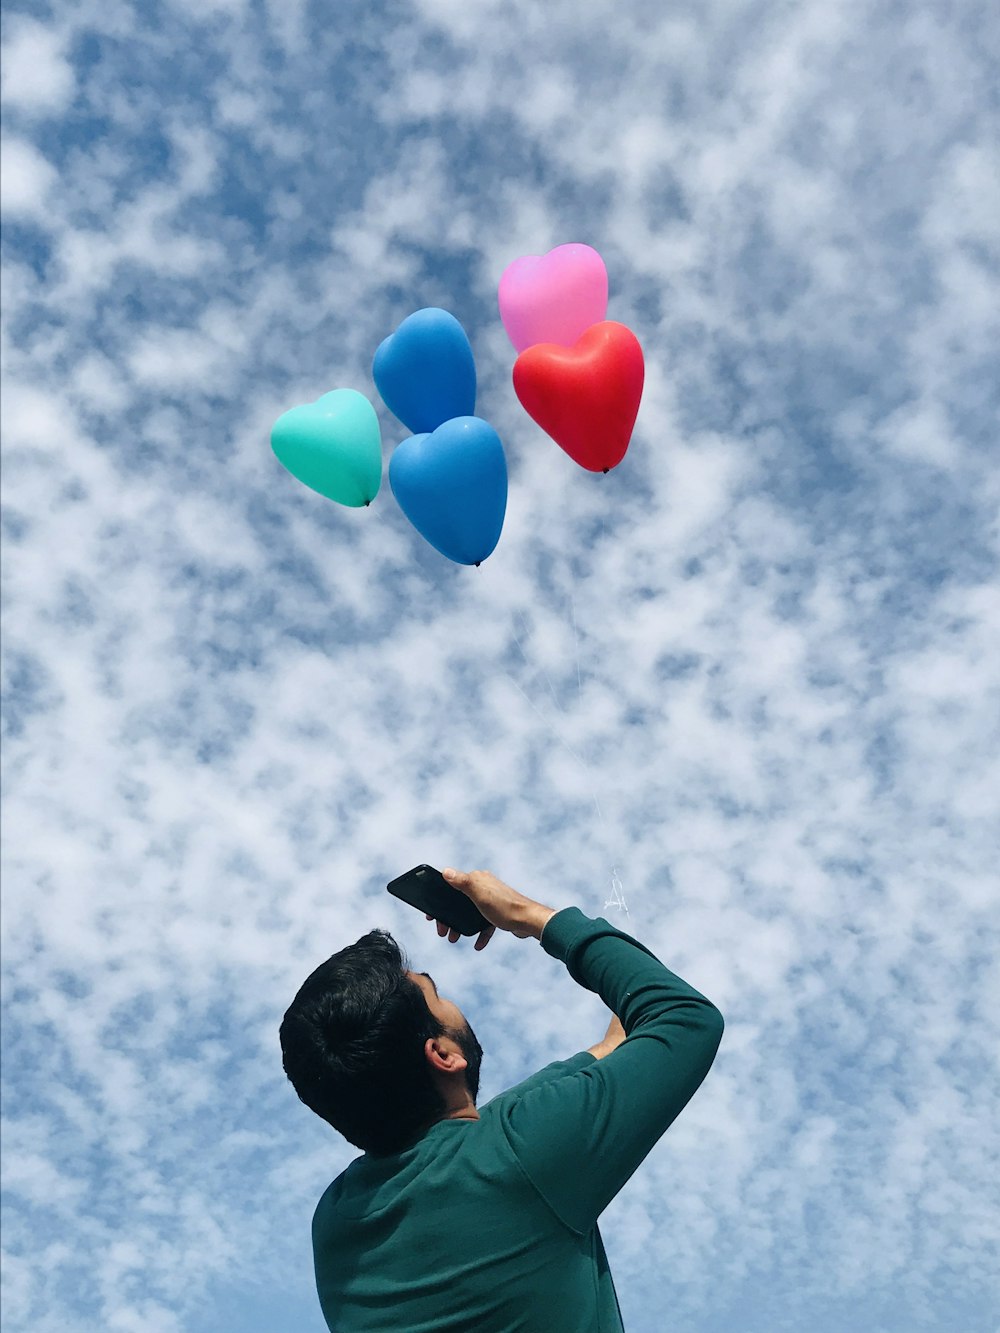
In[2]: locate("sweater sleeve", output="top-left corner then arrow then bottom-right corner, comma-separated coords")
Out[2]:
503,907 -> 724,1236
498,1052 -> 598,1102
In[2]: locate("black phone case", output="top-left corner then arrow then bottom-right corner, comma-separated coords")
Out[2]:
386,864 -> 490,936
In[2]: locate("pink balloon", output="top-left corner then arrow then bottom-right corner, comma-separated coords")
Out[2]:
498,243 -> 609,353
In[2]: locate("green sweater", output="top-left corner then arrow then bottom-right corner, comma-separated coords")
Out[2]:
312,906 -> 724,1332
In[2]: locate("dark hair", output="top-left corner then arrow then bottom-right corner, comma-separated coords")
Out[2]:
279,929 -> 451,1157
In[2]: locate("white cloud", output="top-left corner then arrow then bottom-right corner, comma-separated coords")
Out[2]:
0,136 -> 58,217
0,18 -> 76,115
876,397 -> 960,466
2,2 -> 998,1331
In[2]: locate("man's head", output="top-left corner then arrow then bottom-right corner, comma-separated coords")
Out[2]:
279,929 -> 483,1157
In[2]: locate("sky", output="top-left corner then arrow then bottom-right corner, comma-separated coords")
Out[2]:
1,1 -> 998,1331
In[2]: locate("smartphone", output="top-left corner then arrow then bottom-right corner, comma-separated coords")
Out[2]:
386,864 -> 491,937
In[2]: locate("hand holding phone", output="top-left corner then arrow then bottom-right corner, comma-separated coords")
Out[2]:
387,865 -> 493,944
387,864 -> 553,950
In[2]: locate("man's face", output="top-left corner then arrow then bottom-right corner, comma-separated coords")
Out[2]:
408,970 -> 483,1104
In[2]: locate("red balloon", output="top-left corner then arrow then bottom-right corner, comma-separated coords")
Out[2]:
512,321 -> 644,472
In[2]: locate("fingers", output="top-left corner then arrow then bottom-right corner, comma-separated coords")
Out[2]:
474,925 -> 496,952
426,915 -> 493,949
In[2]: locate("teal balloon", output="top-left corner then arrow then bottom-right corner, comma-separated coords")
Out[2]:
271,389 -> 382,508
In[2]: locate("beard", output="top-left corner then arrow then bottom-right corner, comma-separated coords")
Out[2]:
451,1018 -> 484,1104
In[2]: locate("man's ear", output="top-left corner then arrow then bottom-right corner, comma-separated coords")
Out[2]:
425,1038 -> 467,1072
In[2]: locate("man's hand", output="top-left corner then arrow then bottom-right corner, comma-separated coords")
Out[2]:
588,1013 -> 626,1060
424,867 -> 556,949
603,1014 -> 626,1048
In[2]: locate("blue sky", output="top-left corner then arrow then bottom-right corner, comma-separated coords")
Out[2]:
2,2 -> 998,1331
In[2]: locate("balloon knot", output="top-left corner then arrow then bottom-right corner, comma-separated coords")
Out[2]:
603,468 -> 609,475
365,500 -> 370,507
475,561 -> 481,568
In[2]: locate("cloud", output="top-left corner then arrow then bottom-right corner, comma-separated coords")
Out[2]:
0,17 -> 76,116
0,136 -> 58,217
2,2 -> 998,1331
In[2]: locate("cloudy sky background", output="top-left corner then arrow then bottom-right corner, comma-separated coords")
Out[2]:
2,2 -> 999,1330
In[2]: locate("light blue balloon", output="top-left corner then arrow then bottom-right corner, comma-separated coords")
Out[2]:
373,308 -> 476,434
389,417 -> 507,566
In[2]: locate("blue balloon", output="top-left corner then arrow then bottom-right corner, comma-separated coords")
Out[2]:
389,417 -> 507,566
373,308 -> 476,434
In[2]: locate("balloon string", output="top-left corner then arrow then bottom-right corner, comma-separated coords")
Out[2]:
605,866 -> 629,916
501,669 -> 590,772
503,598 -> 629,919
512,614 -> 563,718
574,533 -> 627,916
570,592 -> 583,706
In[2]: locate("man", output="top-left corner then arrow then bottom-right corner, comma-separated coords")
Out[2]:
280,867 -> 724,1332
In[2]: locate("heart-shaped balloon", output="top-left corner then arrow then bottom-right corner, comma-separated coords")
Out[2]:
512,321 -> 644,473
498,243 -> 608,353
389,416 -> 507,566
373,308 -> 477,434
271,388 -> 382,506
